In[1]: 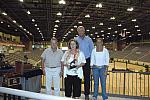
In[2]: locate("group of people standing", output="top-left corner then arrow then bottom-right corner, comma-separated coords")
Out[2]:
41,26 -> 109,100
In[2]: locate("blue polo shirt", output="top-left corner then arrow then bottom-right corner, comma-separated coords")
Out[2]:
75,36 -> 94,59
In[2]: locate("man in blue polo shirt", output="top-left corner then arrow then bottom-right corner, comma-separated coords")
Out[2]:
75,26 -> 94,100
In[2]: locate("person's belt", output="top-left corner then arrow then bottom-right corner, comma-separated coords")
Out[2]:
94,65 -> 108,68
94,65 -> 103,68
49,66 -> 60,68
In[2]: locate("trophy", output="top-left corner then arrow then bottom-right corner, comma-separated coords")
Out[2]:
69,59 -> 77,69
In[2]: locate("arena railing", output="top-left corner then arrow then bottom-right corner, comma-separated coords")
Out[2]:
0,87 -> 75,100
41,70 -> 150,99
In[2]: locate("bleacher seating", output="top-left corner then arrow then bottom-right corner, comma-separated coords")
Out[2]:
110,42 -> 150,63
4,49 -> 44,66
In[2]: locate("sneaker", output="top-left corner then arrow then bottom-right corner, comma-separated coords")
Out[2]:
92,96 -> 97,100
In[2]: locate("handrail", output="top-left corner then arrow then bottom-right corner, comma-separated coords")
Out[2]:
0,87 -> 75,100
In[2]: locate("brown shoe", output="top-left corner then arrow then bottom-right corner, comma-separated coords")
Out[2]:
85,95 -> 89,100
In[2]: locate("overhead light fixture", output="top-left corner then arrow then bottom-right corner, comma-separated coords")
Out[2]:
32,19 -> 35,22
56,12 -> 62,16
54,25 -> 59,27
118,24 -> 122,26
127,7 -> 134,11
15,29 -> 17,31
129,35 -> 132,37
92,26 -> 95,29
78,21 -> 82,24
71,29 -> 74,31
138,34 -> 141,36
37,28 -> 39,30
126,32 -> 130,33
110,16 -> 115,20
113,35 -> 115,37
135,25 -> 139,28
55,20 -> 60,23
27,11 -> 31,14
19,0 -> 24,2
97,35 -> 100,37
96,3 -> 102,8
74,25 -> 77,28
108,27 -> 111,30
102,34 -> 104,37
99,23 -> 103,25
19,25 -> 22,28
101,30 -> 104,32
132,19 -> 136,22
137,29 -> 141,32
1,21 -> 3,23
59,0 -> 66,4
123,28 -> 127,31
85,14 -> 90,18
107,33 -> 110,34
13,20 -> 16,23
95,32 -> 98,34
35,24 -> 37,26
115,31 -> 117,33
54,28 -> 57,30
2,12 -> 7,16
24,28 -> 26,31
53,31 -> 56,32
29,33 -> 32,35
8,25 -> 10,27
86,29 -> 90,32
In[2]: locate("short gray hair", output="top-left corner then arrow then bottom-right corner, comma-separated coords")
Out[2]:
77,26 -> 85,31
51,37 -> 58,42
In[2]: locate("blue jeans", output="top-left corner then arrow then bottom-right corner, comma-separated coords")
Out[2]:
92,65 -> 108,100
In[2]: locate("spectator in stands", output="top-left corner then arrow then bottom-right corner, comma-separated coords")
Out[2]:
41,37 -> 63,96
75,26 -> 94,100
90,38 -> 109,100
61,39 -> 86,99
24,55 -> 28,63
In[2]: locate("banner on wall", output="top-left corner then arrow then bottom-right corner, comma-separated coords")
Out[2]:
0,42 -> 25,47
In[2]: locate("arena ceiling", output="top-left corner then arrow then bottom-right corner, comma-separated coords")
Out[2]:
0,0 -> 150,43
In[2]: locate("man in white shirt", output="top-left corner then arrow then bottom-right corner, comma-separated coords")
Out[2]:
41,37 -> 63,96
